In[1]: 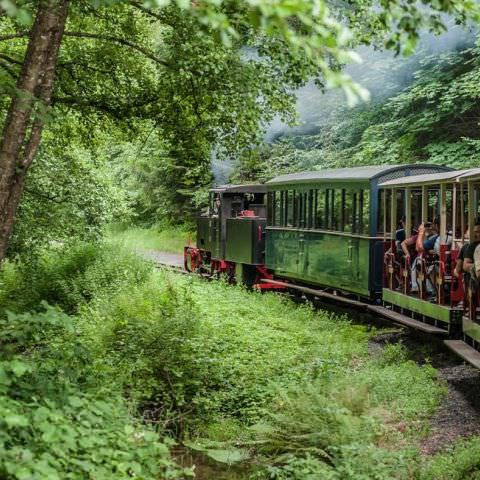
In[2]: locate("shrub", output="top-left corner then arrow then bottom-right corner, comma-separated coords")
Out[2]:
418,437 -> 480,479
0,242 -> 151,315
81,272 -> 370,435
0,306 -> 191,480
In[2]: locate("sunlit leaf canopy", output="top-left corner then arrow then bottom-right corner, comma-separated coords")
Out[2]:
2,0 -> 480,104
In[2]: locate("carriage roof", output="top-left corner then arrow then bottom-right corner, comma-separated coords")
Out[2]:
379,168 -> 480,188
210,184 -> 267,194
266,164 -> 451,186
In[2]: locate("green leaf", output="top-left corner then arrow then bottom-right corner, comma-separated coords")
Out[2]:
10,359 -> 29,378
5,413 -> 29,428
204,448 -> 250,464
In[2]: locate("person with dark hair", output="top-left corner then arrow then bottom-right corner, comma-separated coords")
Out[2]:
454,228 -> 469,279
463,223 -> 480,275
395,216 -> 407,248
402,220 -> 440,294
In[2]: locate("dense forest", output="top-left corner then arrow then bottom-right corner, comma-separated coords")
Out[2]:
2,1 -> 480,479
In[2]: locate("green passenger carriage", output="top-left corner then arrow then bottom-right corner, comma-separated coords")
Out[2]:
265,165 -> 449,299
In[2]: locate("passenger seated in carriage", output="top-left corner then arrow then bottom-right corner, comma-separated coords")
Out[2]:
401,219 -> 450,295
463,223 -> 480,277
454,229 -> 469,279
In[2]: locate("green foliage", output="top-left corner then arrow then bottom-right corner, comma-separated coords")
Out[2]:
379,341 -> 409,365
73,263 -> 448,479
3,0 -> 478,236
0,241 -> 454,478
237,43 -> 480,183
419,437 -> 480,479
247,355 -> 440,479
110,224 -> 193,253
82,272 -> 368,431
0,305 -> 190,480
9,142 -> 130,257
0,242 -> 150,315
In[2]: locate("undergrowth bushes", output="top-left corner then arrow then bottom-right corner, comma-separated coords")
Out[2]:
1,241 -> 476,479
0,242 -> 150,314
0,243 -> 189,479
0,305 -> 190,479
81,274 -> 369,435
79,268 -> 450,478
420,437 -> 480,479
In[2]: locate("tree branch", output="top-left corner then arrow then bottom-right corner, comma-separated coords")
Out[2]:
129,1 -> 164,22
0,32 -> 28,41
0,30 -> 169,66
63,31 -> 169,66
24,187 -> 64,204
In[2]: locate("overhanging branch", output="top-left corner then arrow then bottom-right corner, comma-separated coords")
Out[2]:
0,30 -> 169,67
63,31 -> 169,66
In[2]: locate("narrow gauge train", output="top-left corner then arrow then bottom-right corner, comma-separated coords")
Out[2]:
184,164 -> 480,369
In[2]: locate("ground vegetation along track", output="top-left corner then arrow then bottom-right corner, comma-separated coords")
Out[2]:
144,250 -> 480,454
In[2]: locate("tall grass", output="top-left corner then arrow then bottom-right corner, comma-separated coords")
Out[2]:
108,224 -> 194,253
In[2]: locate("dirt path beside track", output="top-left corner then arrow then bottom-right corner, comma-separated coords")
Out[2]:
141,250 -> 184,268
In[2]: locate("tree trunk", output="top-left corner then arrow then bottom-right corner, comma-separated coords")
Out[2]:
0,0 -> 70,261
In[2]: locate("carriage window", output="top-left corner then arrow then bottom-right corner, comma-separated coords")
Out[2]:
267,192 -> 273,225
360,190 -> 370,235
307,190 -> 314,229
285,190 -> 294,227
314,189 -> 325,229
293,190 -> 300,227
324,188 -> 335,230
377,189 -> 392,235
274,191 -> 281,226
343,189 -> 354,233
332,189 -> 342,231
300,192 -> 307,228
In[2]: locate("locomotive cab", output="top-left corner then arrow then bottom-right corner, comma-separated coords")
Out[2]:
187,184 -> 268,284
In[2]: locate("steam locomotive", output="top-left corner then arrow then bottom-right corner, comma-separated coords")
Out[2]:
184,164 -> 480,369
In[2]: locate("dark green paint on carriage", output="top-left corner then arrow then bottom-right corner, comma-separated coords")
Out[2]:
266,228 -> 371,296
265,165 -> 451,298
225,217 -> 265,265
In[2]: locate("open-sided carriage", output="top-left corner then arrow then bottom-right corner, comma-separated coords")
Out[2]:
378,168 -> 480,366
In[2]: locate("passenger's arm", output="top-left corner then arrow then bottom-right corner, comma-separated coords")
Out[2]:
454,259 -> 463,278
463,257 -> 474,274
401,238 -> 414,258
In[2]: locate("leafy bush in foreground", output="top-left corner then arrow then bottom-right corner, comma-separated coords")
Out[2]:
0,242 -> 457,479
0,305 -> 190,480
81,273 -> 369,434
0,242 -> 150,315
78,268 -> 448,479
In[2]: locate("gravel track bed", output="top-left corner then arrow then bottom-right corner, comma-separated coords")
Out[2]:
370,331 -> 480,455
139,250 -> 184,268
